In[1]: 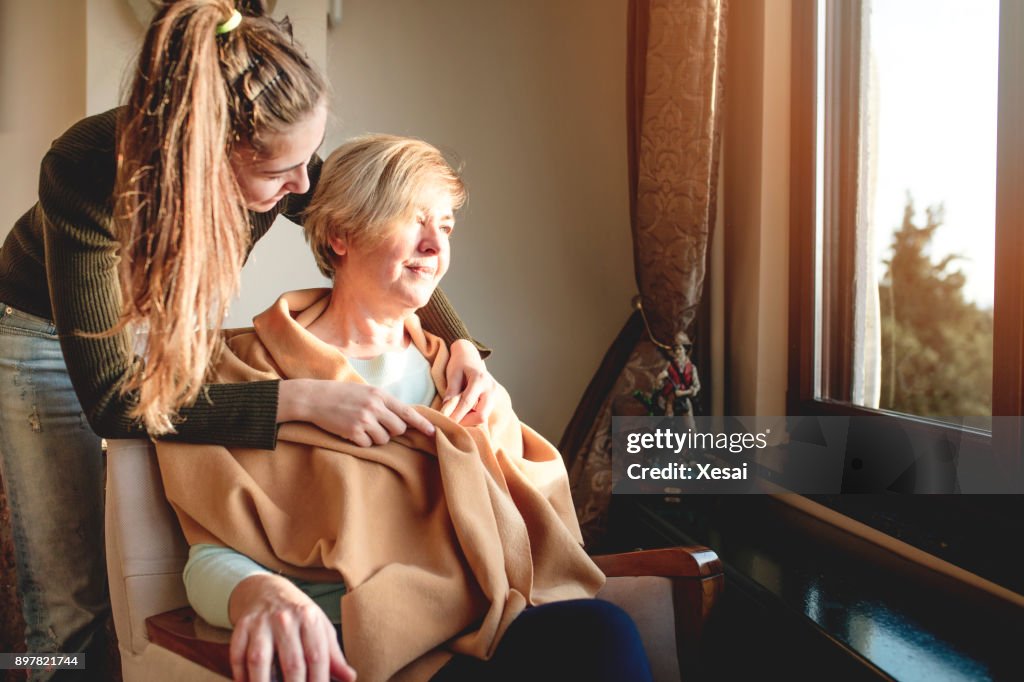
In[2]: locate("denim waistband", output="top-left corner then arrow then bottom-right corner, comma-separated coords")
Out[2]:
0,300 -> 57,337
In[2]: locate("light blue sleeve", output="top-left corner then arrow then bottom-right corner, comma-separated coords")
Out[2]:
183,544 -> 272,629
183,545 -> 348,628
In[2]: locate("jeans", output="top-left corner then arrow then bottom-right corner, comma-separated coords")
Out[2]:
0,302 -> 109,680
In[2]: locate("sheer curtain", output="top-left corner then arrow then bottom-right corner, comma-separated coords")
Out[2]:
561,0 -> 727,546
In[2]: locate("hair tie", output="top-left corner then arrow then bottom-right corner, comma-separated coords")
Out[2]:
216,9 -> 243,35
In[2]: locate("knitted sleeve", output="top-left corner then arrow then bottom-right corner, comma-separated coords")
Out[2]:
418,288 -> 491,358
38,117 -> 282,449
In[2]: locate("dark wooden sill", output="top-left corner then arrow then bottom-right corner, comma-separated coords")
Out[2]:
607,494 -> 1024,681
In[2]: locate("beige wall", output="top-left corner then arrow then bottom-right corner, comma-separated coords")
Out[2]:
0,0 -> 87,236
85,0 -> 139,115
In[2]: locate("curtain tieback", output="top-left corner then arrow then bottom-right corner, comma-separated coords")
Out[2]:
631,295 -> 676,352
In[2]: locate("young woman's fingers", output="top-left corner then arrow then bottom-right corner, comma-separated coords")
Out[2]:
474,385 -> 497,420
384,395 -> 435,437
362,421 -> 392,447
448,395 -> 478,424
374,402 -> 409,438
444,363 -> 467,400
448,381 -> 485,424
439,395 -> 458,418
348,433 -> 373,448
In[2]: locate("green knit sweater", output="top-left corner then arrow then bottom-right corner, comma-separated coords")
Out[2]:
0,108 -> 481,450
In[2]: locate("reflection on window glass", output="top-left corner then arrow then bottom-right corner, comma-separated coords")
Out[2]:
850,0 -> 997,419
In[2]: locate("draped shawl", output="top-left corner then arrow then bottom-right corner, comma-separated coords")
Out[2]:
156,289 -> 605,682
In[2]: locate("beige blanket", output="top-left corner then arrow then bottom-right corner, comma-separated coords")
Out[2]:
156,289 -> 605,681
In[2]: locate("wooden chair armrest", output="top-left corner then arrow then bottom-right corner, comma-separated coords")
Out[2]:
147,608 -> 232,679
592,546 -> 722,579
594,546 -> 724,659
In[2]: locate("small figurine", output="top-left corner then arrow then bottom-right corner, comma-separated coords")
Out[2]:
633,332 -> 701,417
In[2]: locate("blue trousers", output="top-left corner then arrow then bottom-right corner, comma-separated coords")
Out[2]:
0,303 -> 109,680
431,599 -> 654,682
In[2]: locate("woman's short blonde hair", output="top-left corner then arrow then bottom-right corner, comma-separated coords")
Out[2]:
303,134 -> 467,278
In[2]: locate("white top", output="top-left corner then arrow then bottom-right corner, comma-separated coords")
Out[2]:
347,342 -> 436,407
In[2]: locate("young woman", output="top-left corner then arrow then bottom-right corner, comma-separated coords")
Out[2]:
0,1 -> 493,672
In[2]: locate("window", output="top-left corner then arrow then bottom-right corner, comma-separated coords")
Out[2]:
789,0 -> 1024,474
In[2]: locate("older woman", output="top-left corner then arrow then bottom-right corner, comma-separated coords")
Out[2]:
157,136 -> 653,682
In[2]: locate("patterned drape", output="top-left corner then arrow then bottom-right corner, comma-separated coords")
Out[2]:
564,0 -> 727,547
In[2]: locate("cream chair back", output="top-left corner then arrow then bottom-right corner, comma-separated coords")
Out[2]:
105,438 -> 223,681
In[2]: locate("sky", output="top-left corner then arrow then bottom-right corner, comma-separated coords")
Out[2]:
866,0 -> 999,309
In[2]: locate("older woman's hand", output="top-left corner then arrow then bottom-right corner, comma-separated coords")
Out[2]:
441,339 -> 498,424
228,574 -> 356,682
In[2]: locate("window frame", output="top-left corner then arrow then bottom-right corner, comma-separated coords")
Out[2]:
788,0 -> 1024,486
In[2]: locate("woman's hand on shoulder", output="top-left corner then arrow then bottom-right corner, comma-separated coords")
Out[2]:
278,379 -> 435,447
228,574 -> 356,682
441,339 -> 498,425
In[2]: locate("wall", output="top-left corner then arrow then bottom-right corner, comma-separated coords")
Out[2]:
85,0 -> 139,115
0,0 -> 87,237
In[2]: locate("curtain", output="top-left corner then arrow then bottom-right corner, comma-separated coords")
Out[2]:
562,0 -> 727,548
